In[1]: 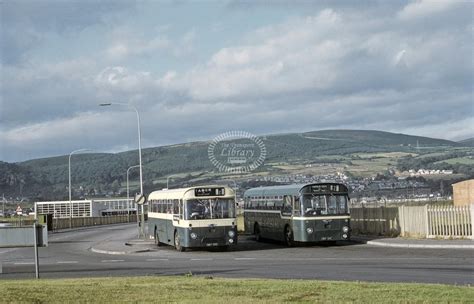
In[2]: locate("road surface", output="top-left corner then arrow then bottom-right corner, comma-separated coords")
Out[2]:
1,223 -> 472,284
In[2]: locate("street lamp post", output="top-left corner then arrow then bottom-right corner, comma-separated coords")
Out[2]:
2,194 -> 6,217
69,149 -> 90,229
100,102 -> 145,238
126,165 -> 140,226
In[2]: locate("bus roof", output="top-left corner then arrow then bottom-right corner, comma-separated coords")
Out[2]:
148,185 -> 235,200
244,182 -> 347,197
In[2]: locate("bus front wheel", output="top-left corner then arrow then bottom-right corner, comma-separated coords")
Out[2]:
254,223 -> 261,242
174,231 -> 185,252
284,225 -> 294,247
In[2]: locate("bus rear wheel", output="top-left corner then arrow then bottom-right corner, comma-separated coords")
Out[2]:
174,231 -> 185,252
254,223 -> 261,242
284,226 -> 294,247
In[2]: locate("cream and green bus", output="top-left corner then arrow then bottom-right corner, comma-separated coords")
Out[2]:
148,185 -> 237,251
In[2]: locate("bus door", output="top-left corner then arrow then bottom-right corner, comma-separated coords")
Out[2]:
171,199 -> 181,237
282,195 -> 293,233
282,195 -> 293,217
292,196 -> 300,217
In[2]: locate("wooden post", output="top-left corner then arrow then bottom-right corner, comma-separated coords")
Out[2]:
33,220 -> 40,279
399,205 -> 405,237
424,205 -> 429,238
471,204 -> 474,240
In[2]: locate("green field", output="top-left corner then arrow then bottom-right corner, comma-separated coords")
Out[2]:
435,157 -> 474,165
352,152 -> 415,159
0,276 -> 472,303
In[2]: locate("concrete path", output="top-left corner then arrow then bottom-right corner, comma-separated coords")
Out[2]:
90,235 -> 474,255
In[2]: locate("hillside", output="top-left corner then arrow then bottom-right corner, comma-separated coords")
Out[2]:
302,130 -> 457,147
458,138 -> 474,147
0,129 -> 468,200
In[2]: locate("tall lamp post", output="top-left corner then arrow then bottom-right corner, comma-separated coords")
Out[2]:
2,194 -> 6,217
100,102 -> 145,238
69,149 -> 91,229
126,165 -> 140,225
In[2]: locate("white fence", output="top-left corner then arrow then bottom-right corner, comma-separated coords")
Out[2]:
399,206 -> 427,238
426,205 -> 472,239
353,205 -> 473,239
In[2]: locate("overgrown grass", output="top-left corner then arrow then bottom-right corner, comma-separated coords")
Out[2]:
0,276 -> 472,303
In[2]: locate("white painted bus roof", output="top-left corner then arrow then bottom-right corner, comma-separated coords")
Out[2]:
148,185 -> 235,200
244,184 -> 305,197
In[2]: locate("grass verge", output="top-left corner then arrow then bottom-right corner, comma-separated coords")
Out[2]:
0,276 -> 472,303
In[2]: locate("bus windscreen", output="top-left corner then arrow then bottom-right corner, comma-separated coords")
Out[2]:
185,198 -> 235,220
301,194 -> 348,216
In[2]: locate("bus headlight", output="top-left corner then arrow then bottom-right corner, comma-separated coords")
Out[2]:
342,226 -> 349,233
306,227 -> 313,234
228,230 -> 235,238
229,238 -> 234,244
190,232 -> 197,240
342,233 -> 348,239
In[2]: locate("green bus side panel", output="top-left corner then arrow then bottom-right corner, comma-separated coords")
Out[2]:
244,212 -> 290,241
148,218 -> 174,246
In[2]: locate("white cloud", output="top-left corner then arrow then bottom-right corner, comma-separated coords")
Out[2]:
178,9 -> 348,100
398,117 -> 474,142
105,36 -> 170,60
1,112 -> 123,156
393,49 -> 407,67
398,0 -> 460,20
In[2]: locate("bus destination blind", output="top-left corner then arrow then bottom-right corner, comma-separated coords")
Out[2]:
194,187 -> 225,197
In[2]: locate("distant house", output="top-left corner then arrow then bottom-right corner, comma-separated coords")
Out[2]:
452,179 -> 474,206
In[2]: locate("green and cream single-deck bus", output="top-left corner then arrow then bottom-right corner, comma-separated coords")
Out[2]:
244,183 -> 351,246
148,185 -> 237,251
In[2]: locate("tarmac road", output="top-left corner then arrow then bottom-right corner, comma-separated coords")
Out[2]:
1,223 -> 472,284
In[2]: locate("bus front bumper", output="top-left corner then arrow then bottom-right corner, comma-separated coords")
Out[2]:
180,226 -> 238,248
293,219 -> 351,242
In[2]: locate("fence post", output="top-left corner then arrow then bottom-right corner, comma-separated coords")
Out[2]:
424,205 -> 429,238
471,204 -> 474,240
399,205 -> 405,237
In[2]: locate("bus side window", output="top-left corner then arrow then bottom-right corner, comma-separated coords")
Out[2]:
161,200 -> 166,213
282,196 -> 292,215
275,200 -> 283,210
173,199 -> 179,215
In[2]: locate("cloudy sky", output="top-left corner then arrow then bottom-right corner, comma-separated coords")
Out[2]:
1,0 -> 472,162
